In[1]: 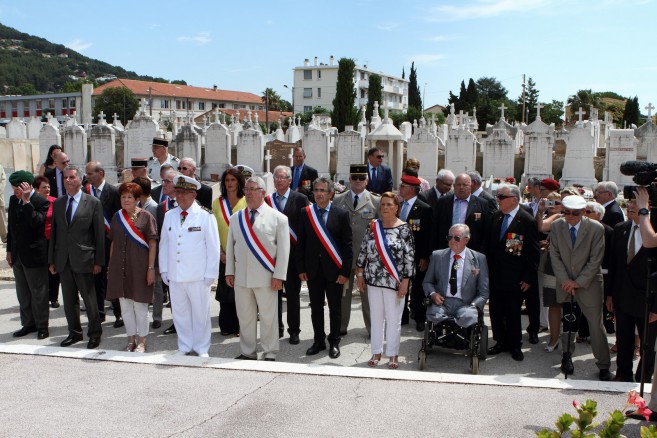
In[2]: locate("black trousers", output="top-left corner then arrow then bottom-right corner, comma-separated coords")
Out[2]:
524,285 -> 540,335
489,287 -> 523,349
13,259 -> 49,329
278,268 -> 302,335
94,266 -> 121,319
615,310 -> 657,382
59,263 -> 102,338
308,275 -> 342,344
217,262 -> 239,334
48,271 -> 60,303
410,266 -> 427,322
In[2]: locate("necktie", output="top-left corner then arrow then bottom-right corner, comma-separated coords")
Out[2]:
66,196 -> 74,224
293,167 -> 301,190
94,187 -> 101,199
570,226 -> 577,247
277,194 -> 285,211
181,210 -> 188,225
250,209 -> 257,225
453,199 -> 461,225
449,254 -> 461,295
319,208 -> 327,225
353,194 -> 359,209
628,224 -> 638,264
499,214 -> 511,240
371,167 -> 378,190
401,201 -> 410,221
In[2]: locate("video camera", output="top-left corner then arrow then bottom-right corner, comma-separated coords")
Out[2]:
620,161 -> 657,203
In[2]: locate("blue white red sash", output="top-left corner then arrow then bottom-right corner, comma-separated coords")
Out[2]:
116,209 -> 149,250
238,209 -> 275,273
159,191 -> 168,204
87,184 -> 110,233
371,219 -> 400,284
218,197 -> 232,225
266,194 -> 297,243
305,205 -> 342,269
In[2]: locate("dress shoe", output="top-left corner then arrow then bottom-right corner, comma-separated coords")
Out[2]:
289,333 -> 300,345
306,342 -> 326,356
340,330 -> 348,336
528,333 -> 539,344
234,354 -> 256,360
99,314 -> 106,323
163,324 -> 177,335
599,369 -> 614,381
612,374 -> 633,383
264,358 -> 275,361
279,328 -> 284,338
329,344 -> 341,359
510,348 -> 524,361
416,321 -> 426,332
87,337 -> 101,349
625,410 -> 657,422
50,301 -> 60,308
37,329 -> 49,340
152,320 -> 162,329
60,334 -> 83,347
561,352 -> 575,376
487,343 -> 507,355
113,318 -> 124,328
12,326 -> 37,337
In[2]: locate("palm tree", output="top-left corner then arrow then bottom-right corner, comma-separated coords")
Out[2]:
261,88 -> 282,111
567,89 -> 603,120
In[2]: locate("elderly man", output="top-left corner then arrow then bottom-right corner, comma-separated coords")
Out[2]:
332,164 -> 379,335
485,183 -> 540,361
424,224 -> 489,328
159,175 -> 219,357
49,166 -> 105,349
550,195 -> 612,381
178,157 -> 212,209
365,147 -> 393,195
226,176 -> 290,361
147,138 -> 179,183
290,146 -> 319,200
266,165 -> 309,344
151,163 -> 175,205
7,171 -> 51,339
594,181 -> 624,228
297,177 -> 352,359
46,151 -> 70,197
419,168 -> 455,221
467,170 -> 497,212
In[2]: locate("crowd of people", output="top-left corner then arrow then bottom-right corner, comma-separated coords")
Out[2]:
5,140 -> 657,393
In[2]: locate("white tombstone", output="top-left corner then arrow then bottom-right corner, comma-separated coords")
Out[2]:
0,126 -> 6,138
89,113 -> 118,183
335,127 -> 364,183
483,123 -> 515,179
203,120 -> 232,180
521,110 -> 555,185
407,122 -> 438,182
275,117 -> 285,141
604,129 -> 636,187
112,113 -> 124,132
636,115 -> 657,162
63,119 -> 87,167
27,117 -> 43,140
174,124 -> 202,169
38,123 -> 61,166
286,117 -> 301,144
303,128 -> 330,175
6,117 -> 27,139
366,109 -> 405,186
444,123 -> 477,174
230,115 -> 243,146
400,121 -> 413,142
124,113 -> 160,165
237,128 -> 264,173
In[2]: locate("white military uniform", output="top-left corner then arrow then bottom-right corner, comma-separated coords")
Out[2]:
159,201 -> 220,355
148,154 -> 180,183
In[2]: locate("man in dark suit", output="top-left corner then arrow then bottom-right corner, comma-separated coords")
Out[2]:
6,171 -> 51,340
432,173 -> 492,253
290,146 -> 319,201
595,181 -> 624,228
150,163 -> 175,205
398,171 -> 432,331
608,199 -> 657,383
45,151 -> 70,198
84,161 -> 123,328
267,165 -> 309,344
419,168 -> 455,221
467,170 -> 497,212
485,183 -> 540,361
48,166 -> 105,349
365,147 -> 393,195
179,158 -> 213,209
297,177 -> 352,359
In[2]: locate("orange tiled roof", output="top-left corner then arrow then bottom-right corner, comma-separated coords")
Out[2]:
93,78 -> 262,104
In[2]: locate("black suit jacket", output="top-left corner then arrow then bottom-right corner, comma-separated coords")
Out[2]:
365,164 -> 393,195
7,192 -> 50,267
151,185 -> 164,205
432,194 -> 492,252
196,183 -> 213,210
84,182 -> 121,260
268,191 -> 309,275
609,221 -> 657,318
405,198 -> 432,261
297,204 -> 352,281
602,200 -> 625,229
45,167 -> 63,198
484,207 -> 540,291
291,163 -> 319,201
478,189 -> 498,212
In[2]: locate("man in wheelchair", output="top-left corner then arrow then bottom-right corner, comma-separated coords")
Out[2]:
423,224 -> 489,338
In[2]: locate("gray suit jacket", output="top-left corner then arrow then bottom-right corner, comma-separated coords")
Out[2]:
48,191 -> 106,273
333,190 -> 380,269
549,217 -> 605,307
422,247 -> 489,310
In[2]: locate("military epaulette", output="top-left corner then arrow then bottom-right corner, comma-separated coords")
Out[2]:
200,206 -> 213,214
148,156 -> 155,161
370,192 -> 381,197
171,156 -> 180,162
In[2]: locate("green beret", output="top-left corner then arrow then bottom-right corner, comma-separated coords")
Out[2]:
9,170 -> 34,187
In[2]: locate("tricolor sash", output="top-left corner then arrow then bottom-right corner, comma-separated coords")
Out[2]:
87,184 -> 110,233
116,209 -> 149,250
305,205 -> 342,269
266,194 -> 297,243
238,209 -> 275,273
371,219 -> 400,284
218,197 -> 233,225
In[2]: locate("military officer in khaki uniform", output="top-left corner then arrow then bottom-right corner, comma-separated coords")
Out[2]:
333,164 -> 380,335
147,138 -> 180,183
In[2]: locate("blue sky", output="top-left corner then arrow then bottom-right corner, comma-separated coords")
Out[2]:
2,0 -> 657,115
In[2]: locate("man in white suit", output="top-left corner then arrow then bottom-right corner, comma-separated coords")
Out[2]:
226,176 -> 290,361
423,224 -> 489,328
159,175 -> 220,357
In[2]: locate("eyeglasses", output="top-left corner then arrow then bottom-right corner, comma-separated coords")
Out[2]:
496,194 -> 516,200
180,166 -> 192,171
376,155 -> 384,159
163,179 -> 174,184
562,209 -> 582,216
244,187 -> 263,193
446,235 -> 466,242
59,160 -> 70,164
274,176 -> 290,180
313,188 -> 330,193
351,176 -> 367,181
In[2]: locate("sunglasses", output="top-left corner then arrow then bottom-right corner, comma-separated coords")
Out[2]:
60,160 -> 70,164
496,194 -> 516,200
351,176 -> 367,181
446,235 -> 466,242
376,155 -> 384,159
562,209 -> 582,216
584,209 -> 593,214
180,166 -> 191,171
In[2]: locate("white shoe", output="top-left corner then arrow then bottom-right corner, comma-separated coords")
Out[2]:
199,353 -> 209,358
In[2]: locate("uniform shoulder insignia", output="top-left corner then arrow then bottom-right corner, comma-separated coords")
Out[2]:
148,157 -> 155,161
201,206 -> 213,214
171,156 -> 180,162
370,192 -> 381,197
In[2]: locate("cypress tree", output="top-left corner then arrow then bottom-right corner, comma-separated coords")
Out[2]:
366,73 -> 383,120
331,58 -> 358,132
622,96 -> 640,127
408,62 -> 422,111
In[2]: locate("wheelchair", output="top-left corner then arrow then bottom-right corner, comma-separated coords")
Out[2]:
417,300 -> 488,374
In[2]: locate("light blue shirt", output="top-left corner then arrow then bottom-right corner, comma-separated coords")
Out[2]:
67,189 -> 83,220
275,188 -> 291,211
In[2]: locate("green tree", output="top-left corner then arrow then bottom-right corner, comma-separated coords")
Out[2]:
465,78 -> 478,110
366,73 -> 383,120
622,96 -> 640,127
567,89 -> 603,120
262,88 -> 283,111
93,86 -> 139,124
408,62 -> 422,111
279,100 -> 292,112
518,77 -> 539,122
170,79 -> 187,85
474,77 -> 513,130
541,100 -> 565,126
331,58 -> 358,132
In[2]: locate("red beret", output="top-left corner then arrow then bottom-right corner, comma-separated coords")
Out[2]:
540,178 -> 560,191
401,175 -> 421,186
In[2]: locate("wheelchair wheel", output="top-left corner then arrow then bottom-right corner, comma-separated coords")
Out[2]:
418,350 -> 427,370
470,353 -> 479,374
478,326 -> 489,360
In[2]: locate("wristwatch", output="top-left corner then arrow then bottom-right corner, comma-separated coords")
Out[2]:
639,208 -> 650,216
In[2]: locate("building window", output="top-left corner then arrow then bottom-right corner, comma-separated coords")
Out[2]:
258,105 -> 264,110
361,89 -> 366,98
62,99 -> 68,108
317,88 -> 321,98
318,70 -> 321,79
36,100 -> 42,110
176,100 -> 181,110
161,100 -> 169,109
303,88 -> 312,98
304,106 -> 312,113
69,99 -> 76,108
361,72 -> 366,80
218,103 -> 225,109
198,102 -> 205,110
303,70 -> 312,80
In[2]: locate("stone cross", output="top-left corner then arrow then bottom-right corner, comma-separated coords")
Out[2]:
98,111 -> 106,123
498,103 -> 506,120
458,110 -> 464,123
140,98 -> 147,114
575,107 -> 586,122
46,112 -> 53,124
112,113 -> 120,124
213,108 -> 219,123
646,102 -> 655,120
535,103 -> 544,120
288,150 -> 294,166
265,149 -> 273,173
236,110 -> 241,123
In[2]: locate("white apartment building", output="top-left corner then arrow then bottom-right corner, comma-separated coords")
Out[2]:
291,56 -> 409,115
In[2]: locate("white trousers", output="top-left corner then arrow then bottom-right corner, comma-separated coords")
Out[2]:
169,280 -> 212,355
368,285 -> 405,357
235,285 -> 279,359
119,298 -> 149,337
